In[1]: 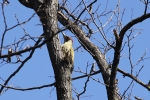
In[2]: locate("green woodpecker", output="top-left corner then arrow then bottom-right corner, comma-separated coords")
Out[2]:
61,33 -> 74,73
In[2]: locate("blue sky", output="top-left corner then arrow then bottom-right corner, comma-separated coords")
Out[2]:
0,0 -> 150,100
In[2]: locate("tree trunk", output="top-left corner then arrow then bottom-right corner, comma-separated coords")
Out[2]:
18,0 -> 121,99
18,0 -> 72,100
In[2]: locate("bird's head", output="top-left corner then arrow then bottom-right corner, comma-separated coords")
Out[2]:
62,33 -> 73,43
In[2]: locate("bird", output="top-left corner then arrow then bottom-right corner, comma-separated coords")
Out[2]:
7,48 -> 12,62
61,33 -> 74,73
3,0 -> 9,5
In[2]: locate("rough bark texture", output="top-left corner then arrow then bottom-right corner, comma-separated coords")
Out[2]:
109,11 -> 150,100
57,11 -> 112,99
18,0 -> 126,100
41,1 -> 72,100
18,0 -> 72,100
10,1 -> 150,100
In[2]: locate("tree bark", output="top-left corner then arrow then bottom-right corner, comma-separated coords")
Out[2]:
57,11 -> 113,99
18,0 -> 122,100
18,0 -> 72,100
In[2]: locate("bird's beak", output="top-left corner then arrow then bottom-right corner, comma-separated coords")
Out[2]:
62,32 -> 66,38
62,32 -> 66,43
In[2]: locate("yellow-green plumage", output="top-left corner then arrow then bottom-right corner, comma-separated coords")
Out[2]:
61,33 -> 74,73
61,40 -> 74,64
